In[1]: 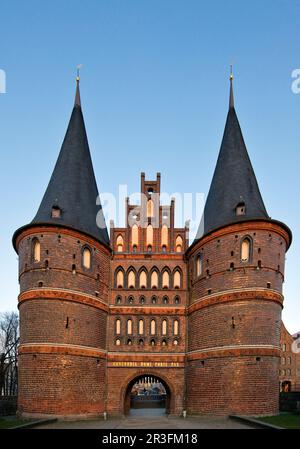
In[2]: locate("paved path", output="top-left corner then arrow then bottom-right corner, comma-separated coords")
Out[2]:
38,409 -> 254,429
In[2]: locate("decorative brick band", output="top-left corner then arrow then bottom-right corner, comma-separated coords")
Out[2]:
188,288 -> 283,314
113,254 -> 184,261
110,306 -> 186,315
15,226 -> 111,256
188,220 -> 291,257
18,288 -> 109,313
187,345 -> 281,361
108,352 -> 185,364
19,343 -> 107,359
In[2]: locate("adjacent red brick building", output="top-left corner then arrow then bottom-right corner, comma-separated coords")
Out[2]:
280,323 -> 300,392
13,75 -> 292,418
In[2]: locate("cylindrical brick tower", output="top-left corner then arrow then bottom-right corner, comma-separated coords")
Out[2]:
186,75 -> 292,416
13,78 -> 111,418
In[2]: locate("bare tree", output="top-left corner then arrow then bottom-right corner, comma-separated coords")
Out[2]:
0,312 -> 19,396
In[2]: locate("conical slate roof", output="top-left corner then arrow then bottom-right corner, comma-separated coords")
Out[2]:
31,79 -> 110,245
195,76 -> 269,240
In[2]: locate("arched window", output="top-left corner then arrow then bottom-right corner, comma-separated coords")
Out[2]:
174,296 -> 180,304
150,319 -> 156,335
138,319 -> 144,335
151,296 -> 157,304
116,235 -> 124,252
162,320 -> 167,336
241,237 -> 251,262
33,239 -> 41,263
139,270 -> 147,289
161,224 -> 168,249
175,236 -> 183,252
162,270 -> 170,288
147,199 -> 154,218
151,271 -> 158,288
115,338 -> 121,346
132,224 -> 139,248
173,270 -> 181,289
163,296 -> 168,304
115,295 -> 122,304
127,319 -> 133,335
173,319 -> 179,336
128,270 -> 136,288
82,247 -> 91,269
146,225 -> 153,247
115,319 -> 121,335
196,254 -> 202,277
116,269 -> 124,288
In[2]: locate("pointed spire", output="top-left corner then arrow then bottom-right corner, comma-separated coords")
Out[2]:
31,76 -> 110,246
75,65 -> 81,107
195,75 -> 269,240
229,65 -> 234,109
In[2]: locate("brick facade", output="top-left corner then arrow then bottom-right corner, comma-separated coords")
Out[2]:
280,323 -> 300,392
13,173 -> 292,418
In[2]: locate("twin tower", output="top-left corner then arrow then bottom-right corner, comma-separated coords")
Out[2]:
13,75 -> 292,418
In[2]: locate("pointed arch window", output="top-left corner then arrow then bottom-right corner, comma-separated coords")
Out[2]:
116,235 -> 124,252
139,270 -> 147,289
146,225 -> 153,247
175,236 -> 183,252
162,270 -> 170,289
82,247 -> 91,269
33,239 -> 41,263
241,237 -> 251,262
173,319 -> 179,336
138,319 -> 144,335
128,270 -> 136,288
196,254 -> 203,277
127,319 -> 133,335
161,224 -> 168,249
162,319 -> 167,336
173,270 -> 181,289
116,269 -> 124,288
150,319 -> 156,335
115,319 -> 121,335
151,271 -> 158,289
132,224 -> 139,248
147,199 -> 154,218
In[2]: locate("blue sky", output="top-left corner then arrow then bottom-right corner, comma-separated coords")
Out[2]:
0,0 -> 299,333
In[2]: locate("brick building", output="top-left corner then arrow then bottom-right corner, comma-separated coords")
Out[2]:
280,323 -> 300,392
13,74 -> 292,418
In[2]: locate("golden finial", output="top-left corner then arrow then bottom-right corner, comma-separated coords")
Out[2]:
230,64 -> 234,81
76,64 -> 82,82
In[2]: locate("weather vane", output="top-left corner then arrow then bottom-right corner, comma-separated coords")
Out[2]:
76,64 -> 82,81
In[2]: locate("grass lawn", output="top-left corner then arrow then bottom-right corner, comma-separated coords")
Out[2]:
258,413 -> 300,429
0,416 -> 33,429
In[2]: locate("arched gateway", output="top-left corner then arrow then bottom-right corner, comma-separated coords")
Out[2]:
123,373 -> 172,416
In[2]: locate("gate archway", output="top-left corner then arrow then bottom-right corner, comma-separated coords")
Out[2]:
123,374 -> 172,416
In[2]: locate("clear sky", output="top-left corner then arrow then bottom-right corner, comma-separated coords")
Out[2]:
0,0 -> 299,334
